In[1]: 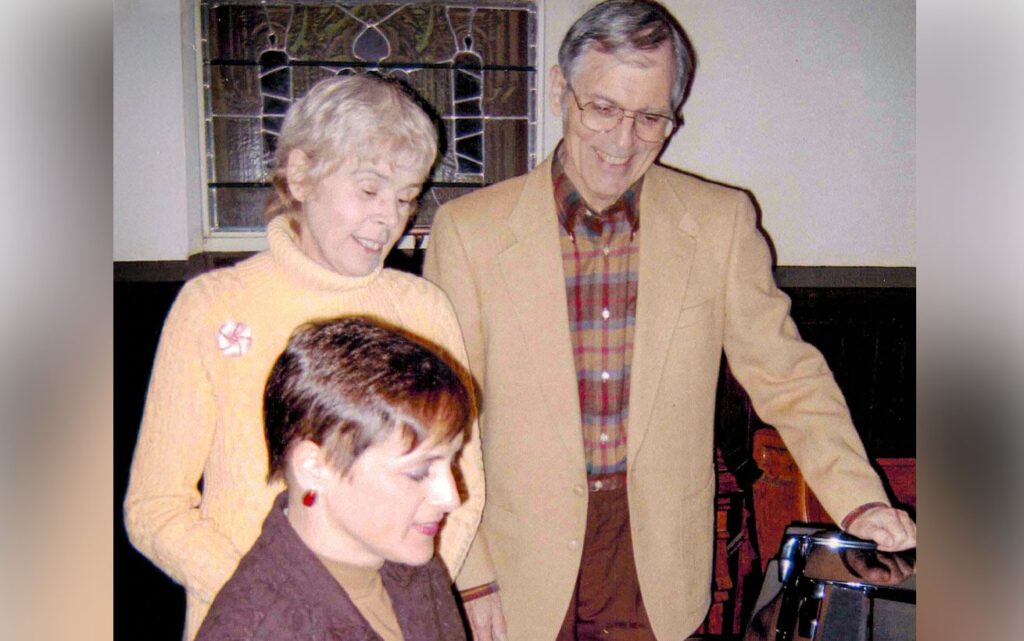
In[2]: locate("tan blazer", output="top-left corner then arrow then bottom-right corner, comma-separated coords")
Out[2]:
423,155 -> 889,640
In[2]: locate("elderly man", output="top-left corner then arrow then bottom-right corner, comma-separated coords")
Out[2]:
424,1 -> 916,640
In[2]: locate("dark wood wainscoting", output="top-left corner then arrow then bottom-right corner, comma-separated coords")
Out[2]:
114,259 -> 913,640
715,282 -> 915,462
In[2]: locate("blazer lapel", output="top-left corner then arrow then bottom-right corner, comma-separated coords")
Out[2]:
628,167 -> 701,462
498,161 -> 586,469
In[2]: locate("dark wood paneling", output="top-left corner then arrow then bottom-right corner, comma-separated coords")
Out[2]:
114,281 -> 187,641
715,286 -> 915,468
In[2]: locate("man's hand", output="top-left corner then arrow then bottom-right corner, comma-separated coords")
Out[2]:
839,547 -> 915,585
464,591 -> 508,641
845,505 -> 916,551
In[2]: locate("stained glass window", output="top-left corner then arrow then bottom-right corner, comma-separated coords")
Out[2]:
199,0 -> 538,240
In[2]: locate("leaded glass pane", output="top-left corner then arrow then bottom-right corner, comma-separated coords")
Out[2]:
209,66 -> 261,113
212,186 -> 274,228
209,116 -> 264,183
201,1 -> 538,235
485,118 -> 528,184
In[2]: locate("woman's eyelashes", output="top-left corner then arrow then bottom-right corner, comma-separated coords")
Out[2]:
358,185 -> 417,212
398,189 -> 421,207
405,466 -> 430,482
404,459 -> 457,483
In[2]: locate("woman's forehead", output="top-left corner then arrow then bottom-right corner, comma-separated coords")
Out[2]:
339,153 -> 428,182
404,431 -> 464,460
384,426 -> 463,455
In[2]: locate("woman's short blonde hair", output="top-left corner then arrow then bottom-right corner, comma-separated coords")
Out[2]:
267,73 -> 439,221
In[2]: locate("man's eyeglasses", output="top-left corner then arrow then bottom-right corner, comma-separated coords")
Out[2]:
568,86 -> 676,143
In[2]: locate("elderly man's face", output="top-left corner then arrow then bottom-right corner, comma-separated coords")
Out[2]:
550,42 -> 676,212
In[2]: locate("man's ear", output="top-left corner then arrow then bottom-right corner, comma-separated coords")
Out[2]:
549,64 -> 568,117
286,149 -> 312,202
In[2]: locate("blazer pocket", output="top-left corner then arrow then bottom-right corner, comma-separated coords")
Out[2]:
676,464 -> 716,500
678,472 -> 717,540
676,299 -> 714,329
482,502 -> 519,541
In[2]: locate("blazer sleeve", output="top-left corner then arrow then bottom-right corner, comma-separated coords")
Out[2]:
423,206 -> 498,590
720,193 -> 890,523
123,280 -> 242,604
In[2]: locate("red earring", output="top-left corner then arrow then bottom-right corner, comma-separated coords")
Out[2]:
302,489 -> 317,507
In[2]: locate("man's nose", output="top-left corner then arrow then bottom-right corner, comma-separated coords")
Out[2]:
612,112 -> 640,145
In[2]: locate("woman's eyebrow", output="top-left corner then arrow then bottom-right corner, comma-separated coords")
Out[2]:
353,167 -> 423,191
403,442 -> 462,465
400,452 -> 444,465
351,168 -> 387,180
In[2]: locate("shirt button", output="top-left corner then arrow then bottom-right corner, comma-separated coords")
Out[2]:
573,484 -> 586,497
601,371 -> 610,382
599,432 -> 610,443
601,308 -> 610,320
602,245 -> 611,256
569,539 -> 581,550
592,479 -> 604,490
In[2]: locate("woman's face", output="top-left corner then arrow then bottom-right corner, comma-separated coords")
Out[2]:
290,152 -> 425,278
319,429 -> 463,568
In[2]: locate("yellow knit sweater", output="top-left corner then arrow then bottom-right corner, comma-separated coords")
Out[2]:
124,216 -> 484,640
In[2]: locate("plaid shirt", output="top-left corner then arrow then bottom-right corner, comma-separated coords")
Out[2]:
552,146 -> 641,478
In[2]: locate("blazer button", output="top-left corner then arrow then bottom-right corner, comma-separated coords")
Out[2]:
573,484 -> 586,497
568,539 -> 581,551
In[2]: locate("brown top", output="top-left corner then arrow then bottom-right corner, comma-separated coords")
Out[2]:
195,492 -> 466,641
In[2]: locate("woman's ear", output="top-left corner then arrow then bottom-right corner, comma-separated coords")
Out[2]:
287,439 -> 331,489
285,149 -> 312,202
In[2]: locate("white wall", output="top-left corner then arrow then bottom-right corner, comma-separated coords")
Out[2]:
662,1 -> 915,266
114,0 -> 914,266
114,0 -> 197,261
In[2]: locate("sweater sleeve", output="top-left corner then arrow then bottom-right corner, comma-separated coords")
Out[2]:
423,208 -> 498,590
419,278 -> 489,585
123,279 -> 242,603
720,193 -> 889,522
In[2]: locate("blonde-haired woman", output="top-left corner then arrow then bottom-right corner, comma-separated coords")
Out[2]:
124,74 -> 484,640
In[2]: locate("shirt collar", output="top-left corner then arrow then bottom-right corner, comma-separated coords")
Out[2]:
551,142 -> 642,241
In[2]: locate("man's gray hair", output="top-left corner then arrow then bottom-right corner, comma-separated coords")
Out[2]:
558,0 -> 694,112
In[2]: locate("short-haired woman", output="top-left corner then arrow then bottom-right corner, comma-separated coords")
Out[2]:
124,74 -> 484,639
195,316 -> 471,641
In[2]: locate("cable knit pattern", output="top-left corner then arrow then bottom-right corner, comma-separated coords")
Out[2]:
195,493 -> 467,641
124,215 -> 484,640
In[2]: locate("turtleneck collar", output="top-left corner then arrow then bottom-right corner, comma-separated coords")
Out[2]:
267,214 -> 385,292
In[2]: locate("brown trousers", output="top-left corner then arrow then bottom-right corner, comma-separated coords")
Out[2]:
556,485 -> 657,641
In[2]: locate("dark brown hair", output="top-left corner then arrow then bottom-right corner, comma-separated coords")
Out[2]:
263,316 -> 474,480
